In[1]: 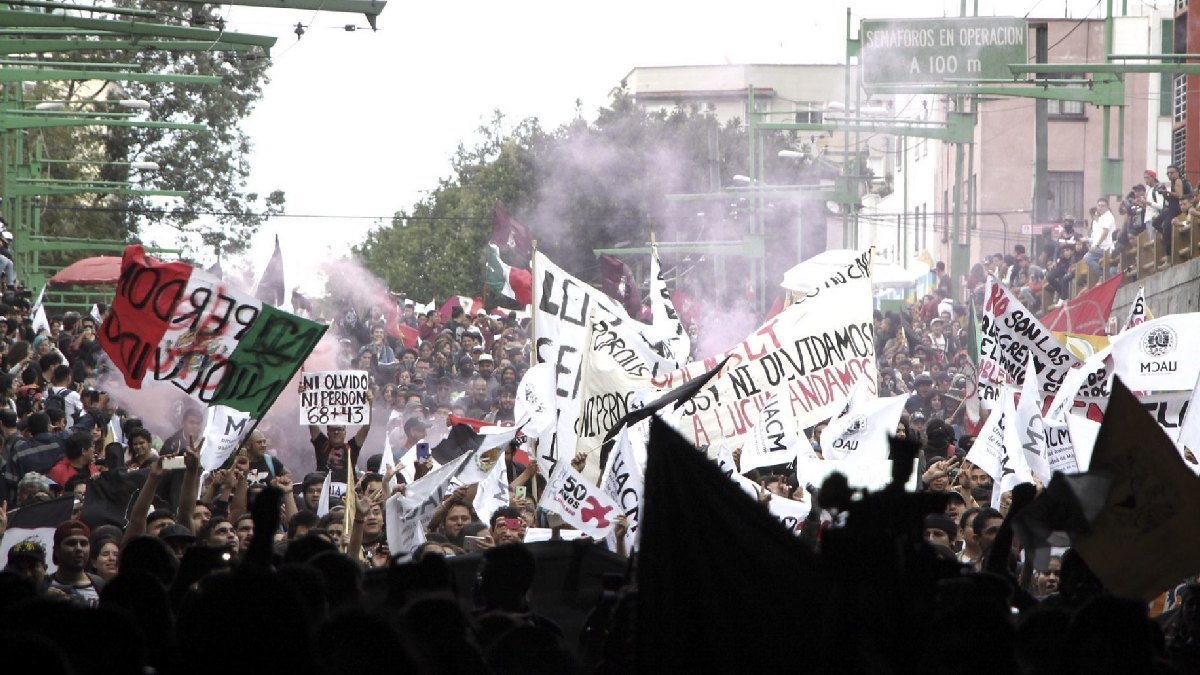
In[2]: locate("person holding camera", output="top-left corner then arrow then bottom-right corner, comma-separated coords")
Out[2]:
1153,164 -> 1192,255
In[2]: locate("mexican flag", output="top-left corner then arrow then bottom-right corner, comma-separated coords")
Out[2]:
99,245 -> 326,419
485,243 -> 532,305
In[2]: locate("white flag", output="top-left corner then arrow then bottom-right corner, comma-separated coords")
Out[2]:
380,410 -> 400,493
539,460 -> 619,539
715,438 -> 762,499
199,405 -> 253,472
965,389 -> 1011,484
996,392 -> 1036,508
1110,313 -> 1200,392
1014,353 -> 1074,483
514,362 -> 558,438
820,379 -> 907,461
647,242 -> 691,363
1173,369 -> 1200,476
780,248 -> 873,299
31,284 -> 49,336
600,424 -> 645,554
1122,286 -> 1150,331
316,470 -> 333,517
385,451 -> 477,558
739,391 -> 801,472
89,303 -> 103,325
472,450 -> 510,525
767,493 -> 810,534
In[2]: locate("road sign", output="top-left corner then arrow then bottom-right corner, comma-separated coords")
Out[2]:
860,17 -> 1028,86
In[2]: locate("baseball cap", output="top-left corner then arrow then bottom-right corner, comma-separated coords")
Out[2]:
53,519 -> 91,548
915,373 -> 934,385
910,411 -> 927,422
7,538 -> 46,565
158,523 -> 196,544
478,354 -> 494,363
924,513 -> 958,541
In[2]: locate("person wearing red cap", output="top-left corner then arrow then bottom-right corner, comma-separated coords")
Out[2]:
46,519 -> 104,606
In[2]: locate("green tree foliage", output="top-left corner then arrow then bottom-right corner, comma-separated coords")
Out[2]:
359,87 -> 825,301
29,1 -> 282,261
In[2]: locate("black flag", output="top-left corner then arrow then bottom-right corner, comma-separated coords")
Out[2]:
636,416 -> 821,672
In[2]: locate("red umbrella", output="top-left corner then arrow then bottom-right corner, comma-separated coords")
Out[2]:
48,256 -> 123,286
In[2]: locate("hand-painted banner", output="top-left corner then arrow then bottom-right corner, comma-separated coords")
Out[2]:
740,391 -> 802,471
1016,354 -> 1076,482
532,251 -> 687,477
648,242 -> 691,362
1123,286 -> 1151,331
1110,313 -> 1200,392
299,370 -> 370,425
600,424 -> 645,555
100,245 -> 326,419
780,248 -> 873,301
977,277 -> 1081,410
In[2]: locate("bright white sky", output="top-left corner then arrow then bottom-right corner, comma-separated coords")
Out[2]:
178,0 -> 1111,293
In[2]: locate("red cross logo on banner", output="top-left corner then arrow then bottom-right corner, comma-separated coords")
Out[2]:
581,496 -> 613,529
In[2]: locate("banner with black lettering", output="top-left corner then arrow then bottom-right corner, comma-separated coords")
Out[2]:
997,391 -> 1036,507
385,449 -> 485,559
977,277 -> 1081,410
575,319 -> 657,478
1122,286 -> 1151,331
199,404 -> 253,472
780,248 -> 873,301
299,370 -> 370,425
648,242 -> 691,362
600,424 -> 645,554
533,251 -> 687,475
1015,354 -> 1076,482
645,270 -> 876,456
740,391 -> 802,471
820,379 -> 907,461
1110,313 -> 1200,392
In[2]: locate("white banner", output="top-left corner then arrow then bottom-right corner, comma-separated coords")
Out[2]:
715,439 -> 762,499
1016,354 -> 1076,483
740,391 -> 802,472
820,379 -> 907,462
299,370 -> 370,425
648,242 -> 692,363
1110,314 -> 1200,392
533,251 -> 685,476
767,495 -> 810,535
780,248 -> 873,299
600,424 -> 645,554
385,451 -> 477,558
514,363 -> 557,438
538,460 -> 619,539
996,391 -> 1036,508
472,450 -> 510,525
199,404 -> 253,472
977,277 -> 1081,409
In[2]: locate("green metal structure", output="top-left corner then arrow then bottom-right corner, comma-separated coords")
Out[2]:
0,0 -> 387,307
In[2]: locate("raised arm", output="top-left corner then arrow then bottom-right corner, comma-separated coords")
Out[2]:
121,457 -> 164,548
177,439 -> 202,533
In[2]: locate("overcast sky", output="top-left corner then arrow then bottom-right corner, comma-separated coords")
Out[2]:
183,0 -> 1112,292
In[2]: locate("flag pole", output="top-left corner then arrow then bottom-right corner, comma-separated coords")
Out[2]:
529,238 -> 541,504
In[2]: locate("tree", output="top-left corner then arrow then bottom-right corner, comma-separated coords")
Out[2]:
32,1 -> 283,261
358,86 -> 825,301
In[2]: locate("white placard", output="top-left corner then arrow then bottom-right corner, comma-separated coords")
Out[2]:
300,370 -> 370,425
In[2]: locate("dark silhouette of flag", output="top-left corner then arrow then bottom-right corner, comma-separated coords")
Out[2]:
599,254 -> 640,317
637,415 -> 820,671
254,234 -> 286,307
491,201 -> 532,263
0,496 -> 74,573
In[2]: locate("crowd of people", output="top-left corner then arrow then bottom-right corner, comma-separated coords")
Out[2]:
0,222 -> 1198,673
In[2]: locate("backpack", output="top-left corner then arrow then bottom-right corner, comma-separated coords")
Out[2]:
44,387 -> 69,415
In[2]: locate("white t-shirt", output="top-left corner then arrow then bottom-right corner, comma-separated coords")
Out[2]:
1090,210 -> 1116,251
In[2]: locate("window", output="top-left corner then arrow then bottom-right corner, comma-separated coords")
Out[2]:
794,109 -> 823,125
1173,126 -> 1187,173
1173,74 -> 1187,124
1048,98 -> 1085,116
1046,171 -> 1085,222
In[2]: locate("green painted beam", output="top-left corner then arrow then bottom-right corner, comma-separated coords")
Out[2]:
0,58 -> 142,69
0,10 -> 277,49
2,118 -> 204,130
0,68 -> 221,84
1011,63 -> 1200,75
174,0 -> 386,28
6,184 -> 188,197
595,237 -> 766,259
0,38 -> 259,53
3,0 -> 158,18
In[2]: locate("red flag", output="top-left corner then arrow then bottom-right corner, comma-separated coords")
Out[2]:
599,254 -> 640,317
491,202 -> 532,263
1040,273 -> 1123,335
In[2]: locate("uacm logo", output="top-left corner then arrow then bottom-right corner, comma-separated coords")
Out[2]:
1141,326 -> 1177,358
845,414 -> 869,436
